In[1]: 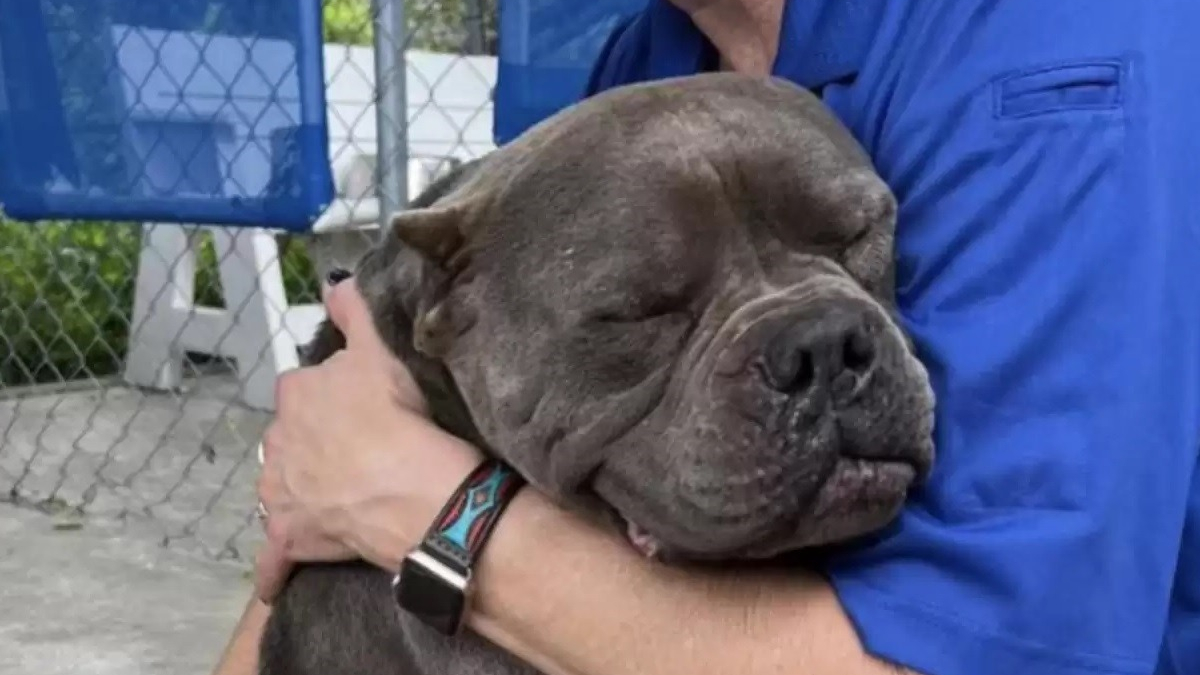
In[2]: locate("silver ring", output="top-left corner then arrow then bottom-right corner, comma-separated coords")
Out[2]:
256,442 -> 268,520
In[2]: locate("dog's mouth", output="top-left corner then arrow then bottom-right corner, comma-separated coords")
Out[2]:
612,454 -> 919,562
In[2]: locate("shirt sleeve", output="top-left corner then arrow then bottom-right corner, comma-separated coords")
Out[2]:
1155,461 -> 1200,675
581,0 -> 711,99
581,11 -> 643,97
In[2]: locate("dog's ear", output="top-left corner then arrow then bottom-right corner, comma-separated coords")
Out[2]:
389,203 -> 476,358
390,203 -> 471,269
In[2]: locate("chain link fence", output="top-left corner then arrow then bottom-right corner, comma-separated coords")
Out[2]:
0,0 -> 497,565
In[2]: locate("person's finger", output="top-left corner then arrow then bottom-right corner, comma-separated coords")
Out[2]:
259,420 -> 286,466
272,367 -> 307,417
324,277 -> 389,353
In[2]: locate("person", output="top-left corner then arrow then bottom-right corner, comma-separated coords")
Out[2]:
213,1 -> 1200,674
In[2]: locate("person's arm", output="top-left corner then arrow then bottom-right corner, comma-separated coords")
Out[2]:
214,448 -> 904,675
211,598 -> 270,675
467,489 -> 905,675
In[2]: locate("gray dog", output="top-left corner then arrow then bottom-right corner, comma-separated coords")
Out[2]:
258,71 -> 936,675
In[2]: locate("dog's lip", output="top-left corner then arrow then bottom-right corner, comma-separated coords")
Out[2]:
606,506 -> 663,559
602,496 -> 667,560
834,414 -> 933,480
826,456 -> 918,506
838,438 -> 933,483
624,520 -> 663,558
613,460 -> 916,561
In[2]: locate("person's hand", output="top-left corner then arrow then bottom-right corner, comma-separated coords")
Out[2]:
254,274 -> 483,603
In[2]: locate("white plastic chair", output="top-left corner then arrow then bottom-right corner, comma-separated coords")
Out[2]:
121,154 -> 456,410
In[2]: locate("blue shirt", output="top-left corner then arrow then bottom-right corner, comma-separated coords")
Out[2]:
584,2 -> 1200,674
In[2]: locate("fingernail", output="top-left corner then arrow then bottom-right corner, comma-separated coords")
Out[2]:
326,268 -> 352,286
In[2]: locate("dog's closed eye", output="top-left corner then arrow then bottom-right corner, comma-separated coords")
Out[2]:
591,304 -> 685,325
586,284 -> 695,326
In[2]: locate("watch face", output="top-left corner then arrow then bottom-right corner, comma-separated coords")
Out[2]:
395,556 -> 467,636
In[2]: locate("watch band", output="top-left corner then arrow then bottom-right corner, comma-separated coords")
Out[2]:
394,458 -> 525,635
421,458 -> 526,575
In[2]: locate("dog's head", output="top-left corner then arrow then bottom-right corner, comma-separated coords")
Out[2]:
329,73 -> 934,562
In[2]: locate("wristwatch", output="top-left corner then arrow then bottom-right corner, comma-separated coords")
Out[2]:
392,458 -> 525,635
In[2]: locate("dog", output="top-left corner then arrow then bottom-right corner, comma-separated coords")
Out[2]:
258,71 -> 936,675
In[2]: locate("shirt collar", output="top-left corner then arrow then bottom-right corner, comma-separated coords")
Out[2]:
639,0 -> 885,91
772,0 -> 885,90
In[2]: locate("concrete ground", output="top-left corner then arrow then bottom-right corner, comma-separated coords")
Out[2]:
0,504 -> 252,675
1,373 -> 269,674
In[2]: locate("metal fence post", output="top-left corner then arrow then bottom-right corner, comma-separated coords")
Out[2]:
463,0 -> 486,54
372,0 -> 410,228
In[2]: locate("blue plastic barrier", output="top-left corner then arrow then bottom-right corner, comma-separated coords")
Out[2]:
0,0 -> 333,231
494,0 -> 645,145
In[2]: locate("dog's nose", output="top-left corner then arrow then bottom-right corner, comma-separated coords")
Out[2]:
762,310 -> 877,396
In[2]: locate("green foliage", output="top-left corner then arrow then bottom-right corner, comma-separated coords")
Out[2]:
323,0 -> 374,45
0,220 -> 319,388
322,0 -> 498,52
0,220 -> 139,386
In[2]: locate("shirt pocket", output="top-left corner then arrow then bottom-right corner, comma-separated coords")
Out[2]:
992,60 -> 1124,119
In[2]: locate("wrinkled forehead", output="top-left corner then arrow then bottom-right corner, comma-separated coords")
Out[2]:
457,79 -> 893,307
471,157 -> 727,301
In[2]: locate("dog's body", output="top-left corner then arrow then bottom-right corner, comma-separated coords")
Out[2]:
260,72 -> 935,675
